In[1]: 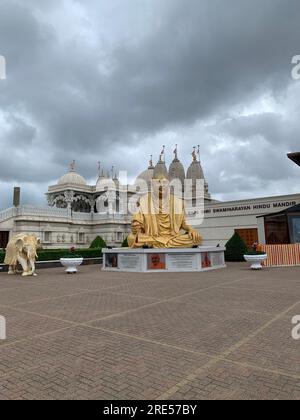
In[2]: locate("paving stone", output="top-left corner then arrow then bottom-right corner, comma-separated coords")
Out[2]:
0,263 -> 299,400
168,361 -> 300,400
0,306 -> 70,346
0,326 -> 209,400
175,286 -> 298,315
0,284 -> 85,306
225,316 -> 300,376
90,301 -> 272,355
16,291 -> 157,323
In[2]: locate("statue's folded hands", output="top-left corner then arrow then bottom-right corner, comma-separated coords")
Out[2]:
187,228 -> 202,244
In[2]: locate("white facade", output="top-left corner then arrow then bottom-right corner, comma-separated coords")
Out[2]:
0,151 -> 299,249
0,206 -> 131,249
1,194 -> 299,249
195,194 -> 300,246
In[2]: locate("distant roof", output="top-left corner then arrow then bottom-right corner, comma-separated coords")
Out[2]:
288,152 -> 300,166
257,203 -> 300,218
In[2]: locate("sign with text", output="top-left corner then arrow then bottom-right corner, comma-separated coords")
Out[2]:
118,254 -> 143,270
167,253 -> 197,270
202,200 -> 298,217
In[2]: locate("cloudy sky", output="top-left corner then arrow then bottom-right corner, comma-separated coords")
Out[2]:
0,0 -> 300,209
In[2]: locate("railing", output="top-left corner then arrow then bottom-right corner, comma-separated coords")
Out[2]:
0,205 -> 131,224
15,205 -> 69,218
72,212 -> 92,221
0,207 -> 15,222
92,213 -> 131,222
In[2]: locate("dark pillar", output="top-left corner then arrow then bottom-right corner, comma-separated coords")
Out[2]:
13,187 -> 20,207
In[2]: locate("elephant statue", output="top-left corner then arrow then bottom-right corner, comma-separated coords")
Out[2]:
4,234 -> 41,276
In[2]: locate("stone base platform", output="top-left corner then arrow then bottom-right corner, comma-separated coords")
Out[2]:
102,246 -> 226,272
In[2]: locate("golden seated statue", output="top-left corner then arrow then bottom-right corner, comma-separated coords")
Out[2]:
128,172 -> 202,249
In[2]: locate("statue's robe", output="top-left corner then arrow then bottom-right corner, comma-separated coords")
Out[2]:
128,193 -> 202,248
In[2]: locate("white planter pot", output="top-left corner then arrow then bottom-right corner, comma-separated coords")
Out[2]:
60,257 -> 83,274
244,254 -> 267,270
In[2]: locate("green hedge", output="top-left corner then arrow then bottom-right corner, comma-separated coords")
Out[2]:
225,232 -> 248,262
122,237 -> 129,247
0,248 -> 102,264
90,236 -> 107,249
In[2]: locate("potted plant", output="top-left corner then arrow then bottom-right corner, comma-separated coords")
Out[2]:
60,247 -> 83,274
244,243 -> 267,270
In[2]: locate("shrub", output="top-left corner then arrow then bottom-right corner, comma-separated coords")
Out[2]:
244,250 -> 266,256
0,248 -> 102,264
37,248 -> 102,261
89,236 -> 107,249
122,237 -> 129,247
61,246 -> 83,258
225,232 -> 248,262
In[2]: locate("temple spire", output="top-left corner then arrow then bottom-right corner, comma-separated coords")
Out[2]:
191,147 -> 197,162
159,145 -> 165,162
113,167 -> 118,180
173,144 -> 179,161
69,160 -> 76,172
148,155 -> 154,169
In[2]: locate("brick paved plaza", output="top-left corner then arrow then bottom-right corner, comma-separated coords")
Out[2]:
0,263 -> 300,400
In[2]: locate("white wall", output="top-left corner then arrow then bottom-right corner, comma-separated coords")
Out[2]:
0,192 -> 299,248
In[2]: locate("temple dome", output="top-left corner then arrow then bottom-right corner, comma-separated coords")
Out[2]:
153,159 -> 169,180
95,170 -> 112,191
186,160 -> 205,180
58,170 -> 87,186
135,167 -> 154,185
169,158 -> 185,183
186,152 -> 210,198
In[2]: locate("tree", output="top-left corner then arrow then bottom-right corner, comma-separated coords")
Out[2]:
225,232 -> 248,262
122,237 -> 129,247
90,236 -> 107,249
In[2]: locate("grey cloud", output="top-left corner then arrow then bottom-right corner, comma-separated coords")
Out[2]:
0,0 -> 300,209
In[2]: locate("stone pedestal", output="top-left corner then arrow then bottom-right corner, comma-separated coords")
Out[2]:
102,246 -> 226,272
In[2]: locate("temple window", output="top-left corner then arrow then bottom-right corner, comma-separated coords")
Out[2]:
78,232 -> 85,243
44,231 -> 52,243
